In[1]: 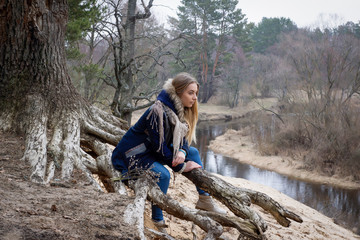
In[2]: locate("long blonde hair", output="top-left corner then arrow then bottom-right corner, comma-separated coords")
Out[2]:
172,72 -> 199,144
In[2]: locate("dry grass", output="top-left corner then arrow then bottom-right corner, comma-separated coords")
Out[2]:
249,100 -> 360,180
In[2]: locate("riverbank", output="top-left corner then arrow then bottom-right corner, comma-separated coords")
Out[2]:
209,128 -> 360,190
161,172 -> 360,239
198,98 -> 360,189
198,99 -> 278,122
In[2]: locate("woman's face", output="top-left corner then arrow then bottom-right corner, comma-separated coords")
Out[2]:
180,83 -> 198,108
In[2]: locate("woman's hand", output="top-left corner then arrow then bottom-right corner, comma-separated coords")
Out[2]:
183,161 -> 201,172
172,150 -> 186,167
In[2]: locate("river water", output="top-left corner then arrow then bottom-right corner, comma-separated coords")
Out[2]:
194,119 -> 360,235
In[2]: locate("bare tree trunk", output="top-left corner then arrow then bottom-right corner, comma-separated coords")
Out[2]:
117,0 -> 137,123
105,0 -> 155,124
0,0 -> 128,191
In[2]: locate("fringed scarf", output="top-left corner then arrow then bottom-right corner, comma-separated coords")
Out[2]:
146,100 -> 188,159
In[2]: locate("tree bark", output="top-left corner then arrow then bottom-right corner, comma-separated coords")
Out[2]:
0,0 -> 78,109
183,169 -> 303,231
0,0 -> 128,189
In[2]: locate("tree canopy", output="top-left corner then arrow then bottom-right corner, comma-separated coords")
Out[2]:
171,0 -> 252,102
251,17 -> 297,53
66,0 -> 103,58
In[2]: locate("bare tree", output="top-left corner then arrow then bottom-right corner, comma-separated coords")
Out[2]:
221,45 -> 247,108
262,29 -> 360,177
96,0 -> 184,124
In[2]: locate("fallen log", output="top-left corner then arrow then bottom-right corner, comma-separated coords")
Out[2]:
183,169 -> 303,230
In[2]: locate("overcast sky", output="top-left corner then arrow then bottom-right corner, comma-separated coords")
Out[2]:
152,0 -> 360,28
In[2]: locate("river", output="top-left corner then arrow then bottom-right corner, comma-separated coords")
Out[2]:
194,119 -> 360,235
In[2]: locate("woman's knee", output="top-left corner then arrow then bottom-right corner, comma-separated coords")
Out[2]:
189,146 -> 199,156
151,163 -> 171,182
187,147 -> 203,167
151,164 -> 170,193
159,167 -> 170,182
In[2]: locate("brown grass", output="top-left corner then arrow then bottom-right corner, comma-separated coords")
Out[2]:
249,101 -> 360,180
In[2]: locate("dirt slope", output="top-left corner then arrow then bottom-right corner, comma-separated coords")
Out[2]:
0,132 -> 137,240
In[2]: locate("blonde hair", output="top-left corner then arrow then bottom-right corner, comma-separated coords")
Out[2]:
172,72 -> 199,144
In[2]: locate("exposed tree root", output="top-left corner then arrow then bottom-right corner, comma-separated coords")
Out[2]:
0,99 -> 127,194
183,169 -> 303,231
123,179 -> 149,240
84,138 -> 127,194
195,210 -> 263,239
21,95 -> 50,183
240,188 -> 303,227
121,169 -> 302,239
128,175 -> 224,240
183,168 -> 266,232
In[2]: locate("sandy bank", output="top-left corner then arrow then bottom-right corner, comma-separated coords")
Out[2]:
209,129 -> 360,190
156,172 -> 360,239
198,99 -> 278,122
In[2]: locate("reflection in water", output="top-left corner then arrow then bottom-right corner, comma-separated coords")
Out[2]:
195,120 -> 360,235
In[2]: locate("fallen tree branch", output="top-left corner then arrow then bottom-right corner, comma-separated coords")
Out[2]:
128,175 -> 223,239
183,169 -> 303,229
123,179 -> 149,240
183,169 -> 267,232
240,188 -> 303,227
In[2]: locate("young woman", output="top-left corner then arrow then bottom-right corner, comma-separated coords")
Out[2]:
111,72 -> 225,231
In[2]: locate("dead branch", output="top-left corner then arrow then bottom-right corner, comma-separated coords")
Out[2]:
124,178 -> 149,239
183,169 -> 303,229
128,175 -> 223,239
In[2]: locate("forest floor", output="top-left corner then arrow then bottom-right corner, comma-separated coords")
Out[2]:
1,100 -> 359,239
0,131 -> 139,240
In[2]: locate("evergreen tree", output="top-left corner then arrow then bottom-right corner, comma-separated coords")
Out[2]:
66,0 -> 103,59
335,21 -> 360,38
251,17 -> 297,54
172,0 -> 251,102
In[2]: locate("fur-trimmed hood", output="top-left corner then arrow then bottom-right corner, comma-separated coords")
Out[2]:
158,79 -> 185,122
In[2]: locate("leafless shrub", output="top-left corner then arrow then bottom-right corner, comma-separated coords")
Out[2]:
247,28 -> 360,180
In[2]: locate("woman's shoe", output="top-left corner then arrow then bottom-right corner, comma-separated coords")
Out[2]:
152,219 -> 168,234
195,195 -> 227,214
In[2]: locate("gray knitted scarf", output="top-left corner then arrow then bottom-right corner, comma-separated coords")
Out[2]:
146,100 -> 188,159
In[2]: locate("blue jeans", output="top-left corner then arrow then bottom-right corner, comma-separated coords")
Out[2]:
152,146 -> 208,222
